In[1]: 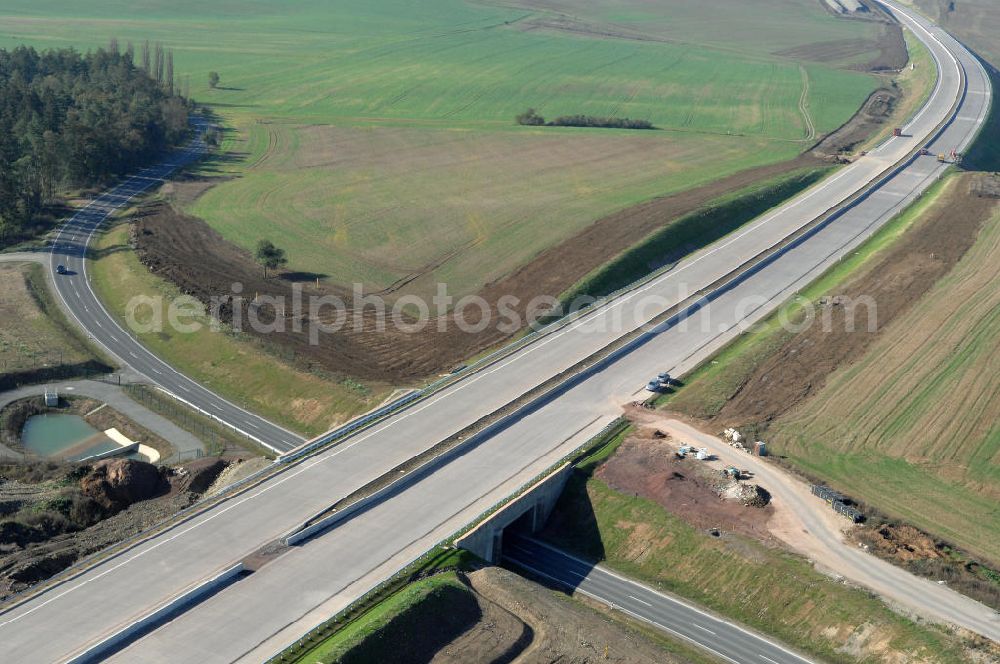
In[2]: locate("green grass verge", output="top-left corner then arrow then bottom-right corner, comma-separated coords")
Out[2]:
0,262 -> 114,391
22,264 -> 114,368
277,547 -> 480,664
122,384 -> 273,459
290,572 -> 475,664
542,434 -> 972,663
87,220 -> 390,438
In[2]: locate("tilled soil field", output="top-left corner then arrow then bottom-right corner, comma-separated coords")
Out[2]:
711,174 -> 996,426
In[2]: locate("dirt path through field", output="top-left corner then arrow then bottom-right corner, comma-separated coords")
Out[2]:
798,65 -> 817,141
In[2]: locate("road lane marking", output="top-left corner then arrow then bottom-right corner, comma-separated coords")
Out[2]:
628,594 -> 652,607
518,537 -> 815,663
761,656 -> 780,664
506,557 -> 739,664
694,624 -> 716,635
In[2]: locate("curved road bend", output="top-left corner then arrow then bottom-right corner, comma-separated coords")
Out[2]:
45,118 -> 303,453
0,1 -> 993,662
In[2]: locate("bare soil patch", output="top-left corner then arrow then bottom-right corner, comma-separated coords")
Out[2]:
133,154 -> 820,382
775,24 -> 906,72
812,87 -> 900,157
711,175 -> 996,427
0,454 -> 248,600
595,426 -> 774,541
780,0 -> 907,72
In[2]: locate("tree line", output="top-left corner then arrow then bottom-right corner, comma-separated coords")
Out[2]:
516,108 -> 655,130
0,43 -> 191,246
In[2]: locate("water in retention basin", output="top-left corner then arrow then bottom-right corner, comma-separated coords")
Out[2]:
21,414 -> 123,461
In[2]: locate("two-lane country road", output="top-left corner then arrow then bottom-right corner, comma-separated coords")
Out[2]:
0,1 -> 993,661
504,535 -> 814,664
46,117 -> 304,453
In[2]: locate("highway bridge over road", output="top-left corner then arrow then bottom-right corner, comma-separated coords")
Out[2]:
0,1 -> 995,661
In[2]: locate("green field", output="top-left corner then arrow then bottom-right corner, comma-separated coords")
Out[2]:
0,263 -> 108,382
659,172 -> 1000,565
0,0 -> 882,298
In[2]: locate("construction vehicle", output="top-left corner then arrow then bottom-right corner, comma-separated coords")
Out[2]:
937,149 -> 962,164
722,466 -> 741,479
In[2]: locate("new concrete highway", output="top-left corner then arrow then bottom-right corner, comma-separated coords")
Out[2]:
0,1 -> 994,661
504,535 -> 814,664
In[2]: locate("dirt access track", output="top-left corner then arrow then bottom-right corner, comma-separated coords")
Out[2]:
133,11 -> 906,384
625,413 -> 1000,640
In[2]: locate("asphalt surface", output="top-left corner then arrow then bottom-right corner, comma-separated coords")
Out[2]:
504,535 -> 814,664
0,2 -> 994,662
45,117 -> 304,453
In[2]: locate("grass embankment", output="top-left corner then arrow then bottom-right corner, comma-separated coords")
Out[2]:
559,166 -> 831,303
122,384 -> 273,459
0,263 -> 113,390
860,27 -> 938,152
0,0 -> 880,299
542,428 -> 974,663
279,548 -> 479,664
88,221 -> 389,438
659,170 -> 1000,565
659,173 -> 955,418
292,573 -> 476,664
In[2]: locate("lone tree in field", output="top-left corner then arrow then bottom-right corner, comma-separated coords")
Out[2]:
208,71 -> 220,89
255,240 -> 287,278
